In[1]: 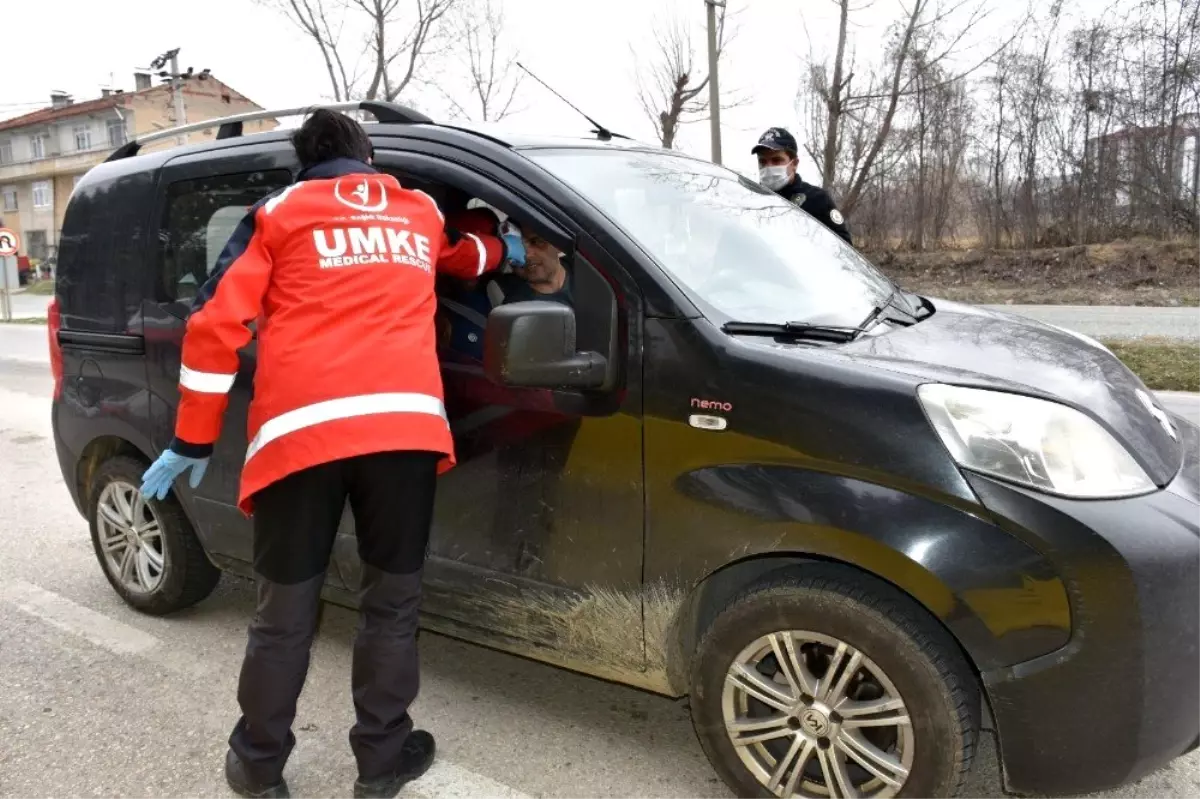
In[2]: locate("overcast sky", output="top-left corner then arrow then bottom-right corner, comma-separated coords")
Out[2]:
5,0 -> 1091,178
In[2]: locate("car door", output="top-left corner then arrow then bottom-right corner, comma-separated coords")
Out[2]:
142,142 -> 310,571
331,146 -> 649,673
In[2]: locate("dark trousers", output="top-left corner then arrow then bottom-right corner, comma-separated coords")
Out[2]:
228,450 -> 440,783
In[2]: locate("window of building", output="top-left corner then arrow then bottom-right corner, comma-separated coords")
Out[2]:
1,186 -> 16,212
32,180 -> 52,208
0,140 -> 11,164
30,134 -> 47,159
158,170 -> 292,302
74,125 -> 92,151
27,230 -> 48,260
107,118 -> 127,147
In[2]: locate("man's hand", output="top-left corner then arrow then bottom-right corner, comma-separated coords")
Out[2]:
502,233 -> 526,268
141,451 -> 211,500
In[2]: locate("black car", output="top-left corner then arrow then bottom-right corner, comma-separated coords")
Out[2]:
49,101 -> 1198,799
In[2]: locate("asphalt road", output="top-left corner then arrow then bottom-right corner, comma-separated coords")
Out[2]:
1,328 -> 1198,798
983,304 -> 1199,341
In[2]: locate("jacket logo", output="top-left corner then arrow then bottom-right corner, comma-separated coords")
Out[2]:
313,226 -> 432,271
335,178 -> 389,213
1136,388 -> 1177,440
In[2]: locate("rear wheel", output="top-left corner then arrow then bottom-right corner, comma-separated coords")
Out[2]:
87,455 -> 220,615
690,565 -> 978,798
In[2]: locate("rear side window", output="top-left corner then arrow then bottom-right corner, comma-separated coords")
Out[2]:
157,170 -> 291,303
58,168 -> 157,333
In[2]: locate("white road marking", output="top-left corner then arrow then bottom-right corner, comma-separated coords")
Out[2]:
406,760 -> 533,799
0,579 -> 533,798
0,579 -> 158,655
0,579 -> 211,679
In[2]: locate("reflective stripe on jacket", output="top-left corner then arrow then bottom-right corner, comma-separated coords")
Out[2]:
170,157 -> 508,514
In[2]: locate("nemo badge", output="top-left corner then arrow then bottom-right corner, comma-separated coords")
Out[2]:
689,397 -> 731,431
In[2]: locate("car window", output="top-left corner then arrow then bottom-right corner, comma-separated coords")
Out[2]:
157,170 -> 292,303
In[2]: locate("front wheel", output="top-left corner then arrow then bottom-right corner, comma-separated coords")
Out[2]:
87,455 -> 220,615
689,565 -> 979,798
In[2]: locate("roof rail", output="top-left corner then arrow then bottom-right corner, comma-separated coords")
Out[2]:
105,100 -> 432,162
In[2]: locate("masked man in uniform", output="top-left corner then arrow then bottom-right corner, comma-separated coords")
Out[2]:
752,127 -> 853,245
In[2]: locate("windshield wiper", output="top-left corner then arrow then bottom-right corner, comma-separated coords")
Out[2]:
721,320 -> 860,343
856,287 -> 919,332
723,287 -> 922,344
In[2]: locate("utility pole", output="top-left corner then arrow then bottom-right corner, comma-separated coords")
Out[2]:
705,0 -> 724,165
149,48 -> 195,145
169,50 -> 187,145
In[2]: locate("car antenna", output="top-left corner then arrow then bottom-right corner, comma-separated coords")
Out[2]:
515,62 -> 629,142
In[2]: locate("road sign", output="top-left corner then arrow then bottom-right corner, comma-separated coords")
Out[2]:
0,228 -> 18,256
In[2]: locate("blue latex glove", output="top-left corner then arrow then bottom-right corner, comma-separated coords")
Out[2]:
502,232 -> 526,268
140,450 -> 210,500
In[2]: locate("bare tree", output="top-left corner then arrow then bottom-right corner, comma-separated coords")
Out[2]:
261,0 -> 458,102
260,0 -> 359,101
903,54 -> 973,249
634,4 -> 742,149
1063,20 -> 1122,242
437,0 -> 523,121
983,45 -> 1018,247
799,0 -> 1009,215
1115,0 -> 1200,235
1012,1 -> 1064,247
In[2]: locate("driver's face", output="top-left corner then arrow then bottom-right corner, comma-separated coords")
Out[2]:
521,232 -> 564,284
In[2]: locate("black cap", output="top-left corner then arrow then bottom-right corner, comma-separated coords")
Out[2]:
752,127 -> 798,156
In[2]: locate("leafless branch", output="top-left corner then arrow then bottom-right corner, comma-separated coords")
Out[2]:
634,2 -> 744,149
433,0 -> 524,121
262,0 -> 460,103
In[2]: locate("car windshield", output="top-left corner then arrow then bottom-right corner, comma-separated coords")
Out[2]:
524,147 -> 895,327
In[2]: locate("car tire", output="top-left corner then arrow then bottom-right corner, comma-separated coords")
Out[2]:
689,564 -> 978,798
87,455 -> 220,615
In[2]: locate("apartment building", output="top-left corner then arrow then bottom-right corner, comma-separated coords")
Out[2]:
1089,113 -> 1200,215
0,73 -> 275,261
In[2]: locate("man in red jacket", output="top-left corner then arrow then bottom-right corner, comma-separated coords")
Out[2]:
139,109 -> 524,799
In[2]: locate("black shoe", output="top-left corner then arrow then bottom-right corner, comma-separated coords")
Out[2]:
225,749 -> 290,799
353,730 -> 436,799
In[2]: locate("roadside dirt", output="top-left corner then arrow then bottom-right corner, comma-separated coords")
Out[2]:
867,239 -> 1199,306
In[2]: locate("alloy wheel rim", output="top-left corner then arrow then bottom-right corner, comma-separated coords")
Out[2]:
97,481 -> 165,593
722,630 -> 915,798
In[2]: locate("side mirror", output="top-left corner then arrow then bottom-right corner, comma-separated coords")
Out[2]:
484,301 -> 608,389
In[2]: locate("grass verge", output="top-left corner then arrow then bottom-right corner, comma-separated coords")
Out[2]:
1103,338 -> 1200,392
24,280 -> 55,295
0,317 -> 47,325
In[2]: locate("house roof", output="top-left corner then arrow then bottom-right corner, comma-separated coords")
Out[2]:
0,94 -> 133,134
0,76 -> 263,134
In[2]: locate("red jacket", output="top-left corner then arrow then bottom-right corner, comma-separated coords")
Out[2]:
170,158 -> 509,514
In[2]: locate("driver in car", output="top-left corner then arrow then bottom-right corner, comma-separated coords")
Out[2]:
490,224 -> 573,307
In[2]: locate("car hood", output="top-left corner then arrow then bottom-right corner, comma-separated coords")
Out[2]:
804,299 -> 1181,485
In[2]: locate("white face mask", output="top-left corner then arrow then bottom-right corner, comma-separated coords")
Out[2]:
759,165 -> 791,190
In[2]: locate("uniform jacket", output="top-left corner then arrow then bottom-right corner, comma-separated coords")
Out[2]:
778,177 -> 853,245
170,157 -> 510,514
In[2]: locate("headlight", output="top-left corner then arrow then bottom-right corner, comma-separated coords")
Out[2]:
918,384 -> 1154,498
